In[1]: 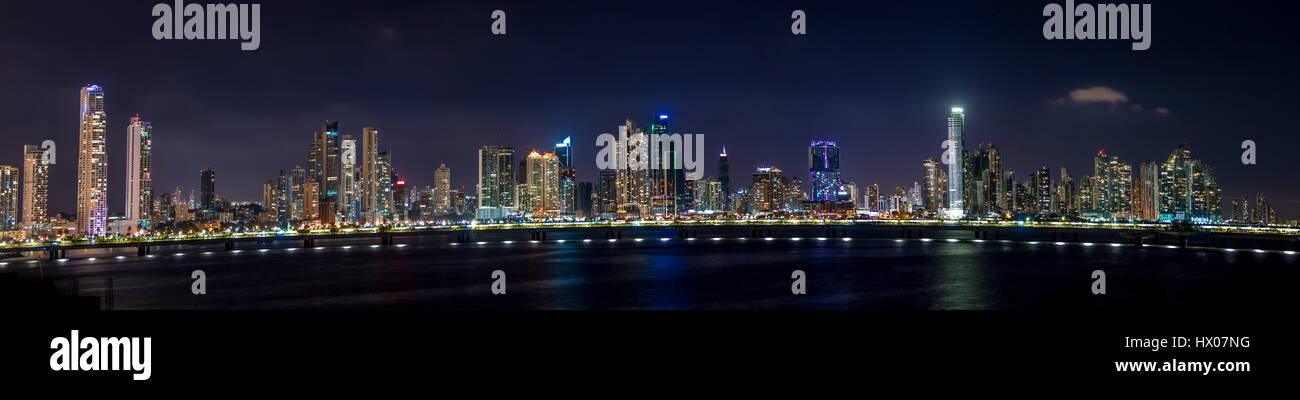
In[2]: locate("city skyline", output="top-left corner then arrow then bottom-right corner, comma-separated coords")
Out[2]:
0,82 -> 1282,235
2,1 -> 1297,221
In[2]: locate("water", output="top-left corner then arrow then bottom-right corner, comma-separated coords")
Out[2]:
4,225 -> 1296,310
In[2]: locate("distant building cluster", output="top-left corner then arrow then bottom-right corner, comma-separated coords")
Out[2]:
0,92 -> 1290,242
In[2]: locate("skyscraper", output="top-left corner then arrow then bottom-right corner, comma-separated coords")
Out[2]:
125,115 -> 153,223
1091,151 -> 1132,220
476,145 -> 515,220
77,84 -> 109,237
434,163 -> 451,215
526,151 -> 561,218
922,159 -> 945,211
0,166 -> 17,231
200,167 -> 216,211
555,137 -> 576,218
616,119 -> 650,217
867,183 -> 880,212
808,141 -> 841,202
1133,162 -> 1160,221
311,121 -> 342,224
360,126 -> 381,223
946,107 -> 966,218
375,150 -> 393,222
718,145 -> 730,212
22,144 -> 48,229
648,115 -> 686,217
575,182 -> 593,219
1156,145 -> 1221,223
1035,166 -> 1052,214
597,170 -> 618,218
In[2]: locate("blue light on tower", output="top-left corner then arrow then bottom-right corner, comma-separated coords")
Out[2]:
659,114 -> 669,120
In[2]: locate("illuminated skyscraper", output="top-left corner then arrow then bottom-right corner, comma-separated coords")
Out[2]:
360,126 -> 381,223
526,151 -> 561,218
946,107 -> 966,218
555,137 -> 576,218
375,150 -> 393,222
867,183 -> 880,212
808,141 -> 841,202
434,163 -> 451,214
476,145 -> 515,220
1091,151 -> 1132,220
200,167 -> 216,211
1057,168 -> 1075,216
616,119 -> 650,217
0,166 -> 17,231
22,144 -> 48,229
751,167 -> 785,213
77,84 -> 108,237
310,121 -> 342,224
1155,145 -> 1220,223
125,115 -> 153,223
922,159 -> 945,211
597,170 -> 618,217
648,115 -> 686,217
718,145 -> 730,211
1133,162 -> 1160,221
1035,166 -> 1052,214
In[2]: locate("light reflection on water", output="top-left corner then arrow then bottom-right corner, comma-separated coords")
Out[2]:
8,233 -> 1297,310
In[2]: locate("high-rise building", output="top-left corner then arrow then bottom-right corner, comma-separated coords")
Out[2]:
0,166 -> 18,231
200,167 -> 216,211
1057,168 -> 1075,216
751,167 -> 798,213
360,126 -> 381,223
597,170 -> 618,218
556,136 -> 576,218
616,119 -> 650,218
808,141 -> 841,202
1156,144 -> 1220,223
310,121 -> 342,224
434,164 -> 451,215
391,169 -> 408,222
373,150 -> 392,223
125,115 -> 153,223
476,145 -> 515,220
718,145 -> 730,211
526,151 -> 561,218
648,115 -> 686,217
22,144 -> 49,229
1035,166 -> 1052,214
946,107 -> 966,218
867,184 -> 880,213
1132,162 -> 1160,221
77,84 -> 109,237
922,159 -> 944,211
575,182 -> 593,219
1091,151 -> 1132,220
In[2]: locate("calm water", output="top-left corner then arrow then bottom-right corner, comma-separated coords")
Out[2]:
5,226 -> 1297,310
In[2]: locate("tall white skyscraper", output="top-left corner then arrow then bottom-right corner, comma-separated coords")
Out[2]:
946,107 -> 966,219
125,115 -> 153,223
78,84 -> 108,237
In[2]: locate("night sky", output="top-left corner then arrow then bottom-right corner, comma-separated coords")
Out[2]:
2,0 -> 1297,219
